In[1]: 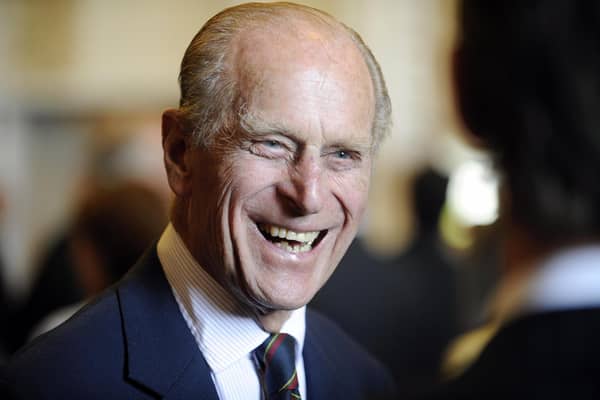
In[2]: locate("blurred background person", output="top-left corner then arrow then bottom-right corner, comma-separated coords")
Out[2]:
29,181 -> 167,338
0,190 -> 12,361
5,217 -> 81,352
311,167 -> 461,397
433,1 -> 600,398
4,129 -> 169,353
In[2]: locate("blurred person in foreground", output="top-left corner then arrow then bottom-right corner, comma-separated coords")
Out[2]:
429,1 -> 600,398
1,3 -> 396,399
311,168 -> 460,397
29,182 -> 167,338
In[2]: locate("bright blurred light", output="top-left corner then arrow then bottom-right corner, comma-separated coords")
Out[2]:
447,159 -> 499,227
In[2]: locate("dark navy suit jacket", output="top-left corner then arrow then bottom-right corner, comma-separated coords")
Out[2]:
1,248 -> 396,399
424,308 -> 600,400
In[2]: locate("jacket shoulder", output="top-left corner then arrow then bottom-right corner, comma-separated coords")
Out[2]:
305,308 -> 397,399
435,308 -> 600,399
1,288 -> 133,399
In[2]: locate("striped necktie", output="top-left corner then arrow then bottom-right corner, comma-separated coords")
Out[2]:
254,333 -> 301,400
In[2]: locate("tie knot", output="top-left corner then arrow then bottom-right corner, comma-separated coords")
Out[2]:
255,333 -> 301,399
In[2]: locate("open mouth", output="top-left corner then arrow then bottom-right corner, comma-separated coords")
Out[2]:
258,223 -> 326,253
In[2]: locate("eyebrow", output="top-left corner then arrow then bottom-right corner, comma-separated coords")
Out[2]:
239,111 -> 292,138
324,141 -> 372,154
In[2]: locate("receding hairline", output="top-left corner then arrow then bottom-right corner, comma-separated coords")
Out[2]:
222,4 -> 364,73
177,2 -> 391,150
230,24 -> 376,148
216,2 -> 344,33
226,6 -> 376,139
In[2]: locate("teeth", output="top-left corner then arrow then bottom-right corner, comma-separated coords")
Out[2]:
260,223 -> 321,249
275,241 -> 313,253
305,231 -> 319,243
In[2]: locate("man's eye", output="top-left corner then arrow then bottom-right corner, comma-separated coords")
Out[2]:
332,149 -> 358,160
264,140 -> 282,148
335,150 -> 351,159
325,149 -> 362,170
248,139 -> 287,159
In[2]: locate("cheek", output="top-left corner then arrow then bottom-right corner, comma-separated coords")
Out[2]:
188,157 -> 235,243
228,158 -> 284,203
332,169 -> 371,219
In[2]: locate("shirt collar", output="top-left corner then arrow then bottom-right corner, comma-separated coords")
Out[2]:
157,223 -> 306,373
487,244 -> 600,324
523,244 -> 600,312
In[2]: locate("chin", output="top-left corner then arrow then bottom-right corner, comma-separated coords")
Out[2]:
269,295 -> 312,311
244,280 -> 318,313
271,282 -> 323,309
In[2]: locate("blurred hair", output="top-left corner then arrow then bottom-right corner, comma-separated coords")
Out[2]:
413,169 -> 448,234
177,2 -> 391,151
456,0 -> 600,241
72,182 -> 167,283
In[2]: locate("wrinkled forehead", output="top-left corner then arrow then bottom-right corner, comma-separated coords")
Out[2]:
230,17 -> 361,80
228,20 -> 375,141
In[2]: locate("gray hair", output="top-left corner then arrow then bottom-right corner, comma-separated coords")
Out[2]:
177,2 -> 391,151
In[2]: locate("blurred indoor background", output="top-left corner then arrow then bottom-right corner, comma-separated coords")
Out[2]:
0,0 -> 502,396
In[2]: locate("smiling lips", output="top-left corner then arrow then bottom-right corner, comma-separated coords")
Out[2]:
258,223 -> 322,253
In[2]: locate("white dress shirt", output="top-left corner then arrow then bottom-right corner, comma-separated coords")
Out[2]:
442,244 -> 600,378
523,244 -> 600,312
157,224 -> 307,400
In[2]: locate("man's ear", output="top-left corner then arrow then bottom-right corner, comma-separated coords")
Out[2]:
162,109 -> 193,197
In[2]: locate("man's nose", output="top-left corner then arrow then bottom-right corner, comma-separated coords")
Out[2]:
278,153 -> 324,216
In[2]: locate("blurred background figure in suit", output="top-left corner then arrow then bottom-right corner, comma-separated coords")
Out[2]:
432,1 -> 600,398
3,130 -> 168,353
0,190 -> 12,361
29,181 -> 167,338
312,167 -> 461,397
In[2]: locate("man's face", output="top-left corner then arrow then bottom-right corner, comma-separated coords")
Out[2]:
183,27 -> 375,313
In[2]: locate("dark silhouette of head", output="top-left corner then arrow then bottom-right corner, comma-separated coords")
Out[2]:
413,169 -> 448,235
70,182 -> 167,294
456,1 -> 600,244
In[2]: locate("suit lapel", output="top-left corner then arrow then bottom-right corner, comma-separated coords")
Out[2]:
117,248 -> 219,400
303,318 -> 340,399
